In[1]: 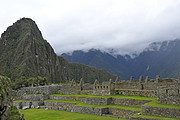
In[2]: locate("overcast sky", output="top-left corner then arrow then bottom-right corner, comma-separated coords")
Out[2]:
1,0 -> 180,55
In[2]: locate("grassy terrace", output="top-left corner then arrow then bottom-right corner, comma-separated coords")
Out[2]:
45,99 -> 141,111
132,113 -> 180,120
144,99 -> 180,109
51,94 -> 180,109
21,108 -> 128,120
13,100 -> 41,102
51,94 -> 156,101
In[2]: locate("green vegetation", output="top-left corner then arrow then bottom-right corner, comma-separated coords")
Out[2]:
132,113 -> 180,120
9,106 -> 21,120
21,108 -> 127,120
14,100 -> 41,102
45,99 -> 83,104
12,76 -> 48,90
45,99 -> 141,112
144,99 -> 180,109
51,94 -> 156,101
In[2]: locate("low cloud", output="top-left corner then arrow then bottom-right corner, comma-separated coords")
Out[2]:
1,0 -> 180,55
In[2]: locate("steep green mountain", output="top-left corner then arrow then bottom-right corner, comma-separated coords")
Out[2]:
62,39 -> 180,80
0,18 -> 116,83
62,49 -> 130,79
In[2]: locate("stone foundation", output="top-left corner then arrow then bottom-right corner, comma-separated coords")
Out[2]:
108,107 -> 138,119
117,89 -> 156,97
13,101 -> 44,109
85,97 -> 112,105
113,98 -> 151,107
21,94 -> 49,101
44,101 -> 77,111
71,106 -> 109,115
130,117 -> 159,120
142,106 -> 180,118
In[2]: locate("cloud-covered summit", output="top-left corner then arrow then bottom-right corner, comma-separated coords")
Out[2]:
1,0 -> 180,55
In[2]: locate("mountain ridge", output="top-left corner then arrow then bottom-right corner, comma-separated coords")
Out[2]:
0,18 -> 117,83
62,39 -> 180,80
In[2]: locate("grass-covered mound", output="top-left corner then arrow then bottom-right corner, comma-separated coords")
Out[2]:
21,108 -> 128,120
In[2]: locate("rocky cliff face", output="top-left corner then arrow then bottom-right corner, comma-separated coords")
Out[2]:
0,18 -> 116,83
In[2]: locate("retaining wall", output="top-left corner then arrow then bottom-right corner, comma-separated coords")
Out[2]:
85,97 -> 112,105
113,98 -> 151,107
21,94 -> 49,101
44,101 -> 77,111
71,106 -> 109,116
108,107 -> 138,119
142,106 -> 180,118
130,117 -> 159,120
117,89 -> 156,97
13,101 -> 43,109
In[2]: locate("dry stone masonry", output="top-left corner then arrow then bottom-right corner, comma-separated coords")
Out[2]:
13,75 -> 180,120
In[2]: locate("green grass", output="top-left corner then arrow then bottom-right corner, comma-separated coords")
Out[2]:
77,103 -> 141,111
45,99 -> 141,111
132,113 -> 180,120
13,100 -> 40,102
51,94 -> 180,110
51,94 -> 156,101
10,106 -> 21,120
45,99 -> 83,104
144,99 -> 180,109
21,108 -> 128,120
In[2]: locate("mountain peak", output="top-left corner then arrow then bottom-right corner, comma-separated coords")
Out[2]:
1,18 -> 42,44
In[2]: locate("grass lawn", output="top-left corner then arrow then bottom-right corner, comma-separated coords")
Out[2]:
21,108 -> 128,120
132,113 -> 180,120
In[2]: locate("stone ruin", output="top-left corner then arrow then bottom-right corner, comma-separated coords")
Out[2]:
12,75 -> 180,119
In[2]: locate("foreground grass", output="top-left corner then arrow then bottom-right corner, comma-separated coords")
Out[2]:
21,108 -> 128,120
132,113 -> 180,120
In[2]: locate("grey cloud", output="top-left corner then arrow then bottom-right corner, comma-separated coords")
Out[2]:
1,0 -> 180,55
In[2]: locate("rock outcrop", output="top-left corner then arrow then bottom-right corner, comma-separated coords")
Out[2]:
0,18 -> 116,83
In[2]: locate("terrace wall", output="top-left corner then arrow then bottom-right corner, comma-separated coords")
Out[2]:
142,106 -> 180,118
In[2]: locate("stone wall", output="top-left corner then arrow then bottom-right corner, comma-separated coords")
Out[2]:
71,106 -> 109,116
115,81 -> 178,90
108,107 -> 138,119
142,106 -> 180,118
130,117 -> 159,120
157,84 -> 180,105
113,98 -> 151,107
85,97 -> 112,105
115,82 -> 142,90
13,101 -> 44,109
117,89 -> 156,97
21,94 -> 49,101
92,90 -> 116,95
44,101 -> 77,111
49,96 -> 86,102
